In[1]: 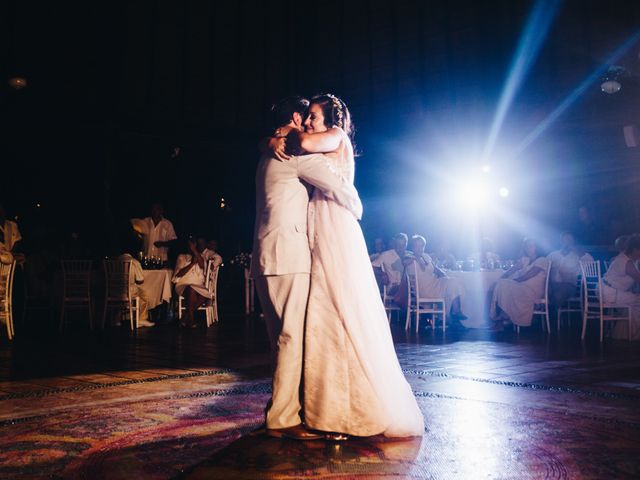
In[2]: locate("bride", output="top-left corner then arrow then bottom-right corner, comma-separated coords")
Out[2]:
281,94 -> 424,438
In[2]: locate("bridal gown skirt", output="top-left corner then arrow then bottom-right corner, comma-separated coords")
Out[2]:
303,194 -> 424,437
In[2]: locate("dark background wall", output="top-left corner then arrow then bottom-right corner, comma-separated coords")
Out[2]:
2,0 -> 640,258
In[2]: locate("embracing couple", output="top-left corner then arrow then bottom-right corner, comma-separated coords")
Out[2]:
250,94 -> 423,441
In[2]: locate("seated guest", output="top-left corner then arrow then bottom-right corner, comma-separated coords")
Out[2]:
372,233 -> 408,295
0,203 -> 23,265
405,235 -> 467,320
369,237 -> 386,262
117,231 -> 153,327
602,234 -> 640,340
206,239 -> 223,262
547,232 -> 593,307
173,237 -> 220,328
470,237 -> 501,269
203,238 -> 223,269
430,239 -> 457,270
613,235 -> 631,257
130,203 -> 178,264
490,238 -> 549,330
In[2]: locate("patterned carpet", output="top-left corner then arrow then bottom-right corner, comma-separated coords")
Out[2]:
1,324 -> 640,479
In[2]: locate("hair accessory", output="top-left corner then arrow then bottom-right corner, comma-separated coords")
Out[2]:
326,93 -> 344,128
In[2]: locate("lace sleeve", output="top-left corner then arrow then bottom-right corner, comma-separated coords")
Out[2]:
325,141 -> 354,184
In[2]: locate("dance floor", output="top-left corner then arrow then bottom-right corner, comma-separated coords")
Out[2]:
1,315 -> 640,479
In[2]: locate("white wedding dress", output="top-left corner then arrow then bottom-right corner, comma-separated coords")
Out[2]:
303,132 -> 424,437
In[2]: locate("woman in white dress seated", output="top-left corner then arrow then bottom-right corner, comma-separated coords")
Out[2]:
602,234 -> 640,340
172,237 -> 221,328
405,235 -> 467,320
490,238 -> 549,330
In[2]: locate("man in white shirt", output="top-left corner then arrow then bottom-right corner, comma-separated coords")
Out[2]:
548,231 -> 593,307
130,203 -> 177,263
0,204 -> 22,265
372,233 -> 408,295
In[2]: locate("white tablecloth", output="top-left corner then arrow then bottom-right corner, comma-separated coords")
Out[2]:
141,269 -> 173,309
447,270 -> 504,328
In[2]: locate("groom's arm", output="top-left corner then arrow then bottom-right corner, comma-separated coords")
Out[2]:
294,154 -> 363,220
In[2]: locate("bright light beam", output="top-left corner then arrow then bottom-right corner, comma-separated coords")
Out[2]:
516,30 -> 640,154
483,0 -> 563,161
457,180 -> 489,210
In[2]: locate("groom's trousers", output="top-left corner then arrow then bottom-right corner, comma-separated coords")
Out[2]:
255,273 -> 310,429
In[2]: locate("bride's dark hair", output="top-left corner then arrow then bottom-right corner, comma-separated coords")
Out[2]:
309,93 -> 354,141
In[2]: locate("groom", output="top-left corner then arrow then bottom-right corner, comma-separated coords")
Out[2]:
251,96 -> 362,440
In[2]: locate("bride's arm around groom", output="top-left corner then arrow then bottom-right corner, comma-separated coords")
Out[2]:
294,153 -> 363,221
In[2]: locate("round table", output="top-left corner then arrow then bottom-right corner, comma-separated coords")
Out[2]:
141,269 -> 173,309
446,270 -> 504,328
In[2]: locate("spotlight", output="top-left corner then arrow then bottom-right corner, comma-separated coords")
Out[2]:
499,187 -> 510,198
601,79 -> 621,94
481,164 -> 491,173
600,65 -> 625,94
457,181 -> 488,210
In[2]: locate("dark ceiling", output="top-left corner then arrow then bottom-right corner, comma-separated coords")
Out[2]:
2,0 -> 640,253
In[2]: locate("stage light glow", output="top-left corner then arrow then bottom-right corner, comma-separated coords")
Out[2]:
499,187 -> 510,198
457,180 -> 489,210
482,164 -> 491,173
482,0 -> 561,161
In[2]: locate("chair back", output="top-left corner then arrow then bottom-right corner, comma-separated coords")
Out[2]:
580,260 -> 602,316
407,261 -> 420,303
104,259 -> 132,301
61,260 -> 92,300
204,259 -> 219,297
405,259 -> 446,331
0,261 -> 16,306
380,262 -> 394,304
0,260 -> 17,339
543,260 -> 551,302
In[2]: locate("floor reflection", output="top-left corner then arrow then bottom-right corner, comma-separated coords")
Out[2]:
180,434 -> 423,479
448,383 -> 498,479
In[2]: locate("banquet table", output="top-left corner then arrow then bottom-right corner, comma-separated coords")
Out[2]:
141,269 -> 173,309
446,270 -> 504,328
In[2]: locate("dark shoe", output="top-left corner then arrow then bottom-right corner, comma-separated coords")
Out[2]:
266,424 -> 323,441
488,320 -> 504,332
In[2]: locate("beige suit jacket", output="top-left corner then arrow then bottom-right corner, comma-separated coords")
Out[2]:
250,153 -> 362,277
